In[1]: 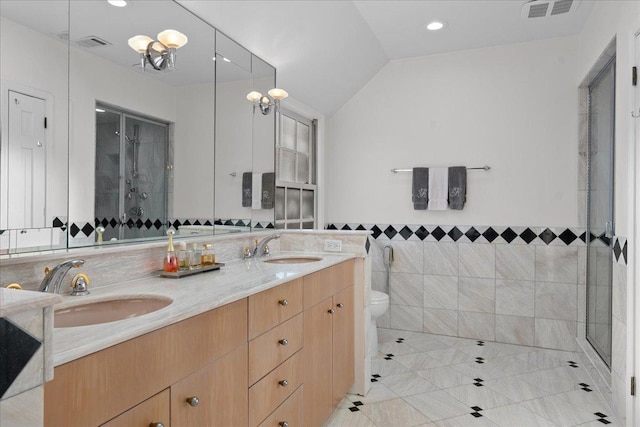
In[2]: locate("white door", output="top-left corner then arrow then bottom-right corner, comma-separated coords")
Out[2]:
8,90 -> 46,228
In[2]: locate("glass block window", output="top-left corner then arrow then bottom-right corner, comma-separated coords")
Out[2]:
276,110 -> 316,229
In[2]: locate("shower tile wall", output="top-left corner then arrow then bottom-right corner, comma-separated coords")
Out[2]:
95,120 -> 120,241
330,224 -> 588,352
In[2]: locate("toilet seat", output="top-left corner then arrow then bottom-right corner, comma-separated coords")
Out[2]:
371,290 -> 389,304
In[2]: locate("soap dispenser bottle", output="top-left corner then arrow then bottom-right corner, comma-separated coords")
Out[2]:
163,230 -> 178,272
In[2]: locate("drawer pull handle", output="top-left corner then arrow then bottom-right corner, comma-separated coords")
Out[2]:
149,423 -> 165,427
279,299 -> 289,306
328,308 -> 336,314
279,379 -> 289,387
186,396 -> 200,407
279,422 -> 289,427
337,303 -> 344,308
279,338 -> 289,346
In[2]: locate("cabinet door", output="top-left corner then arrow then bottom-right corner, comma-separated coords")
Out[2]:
303,297 -> 334,427
332,285 -> 355,407
171,344 -> 248,427
101,389 -> 170,427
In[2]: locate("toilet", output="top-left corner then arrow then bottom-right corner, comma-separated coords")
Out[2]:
369,290 -> 390,356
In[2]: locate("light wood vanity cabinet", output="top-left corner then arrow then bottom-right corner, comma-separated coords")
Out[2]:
303,259 -> 355,427
45,259 -> 356,427
45,299 -> 248,427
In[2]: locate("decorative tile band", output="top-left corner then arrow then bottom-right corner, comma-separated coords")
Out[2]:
325,223 -> 615,247
613,237 -> 627,265
68,218 -> 272,238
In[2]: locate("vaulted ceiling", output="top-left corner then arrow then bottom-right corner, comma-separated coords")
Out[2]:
178,0 -> 595,116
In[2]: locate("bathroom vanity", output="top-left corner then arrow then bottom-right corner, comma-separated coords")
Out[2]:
43,256 -> 356,427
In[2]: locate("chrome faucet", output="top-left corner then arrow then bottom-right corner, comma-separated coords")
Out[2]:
253,234 -> 280,258
39,259 -> 85,294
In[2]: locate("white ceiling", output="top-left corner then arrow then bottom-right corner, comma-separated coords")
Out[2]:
179,0 -> 596,116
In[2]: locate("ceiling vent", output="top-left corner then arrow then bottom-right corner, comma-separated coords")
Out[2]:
75,36 -> 112,48
521,0 -> 580,19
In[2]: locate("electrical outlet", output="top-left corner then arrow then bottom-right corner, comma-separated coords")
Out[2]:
324,239 -> 342,252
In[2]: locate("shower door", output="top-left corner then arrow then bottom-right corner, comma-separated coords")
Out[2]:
586,57 -> 615,367
95,105 -> 169,241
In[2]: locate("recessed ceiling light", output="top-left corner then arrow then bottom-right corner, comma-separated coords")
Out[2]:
426,21 -> 446,31
107,0 -> 128,7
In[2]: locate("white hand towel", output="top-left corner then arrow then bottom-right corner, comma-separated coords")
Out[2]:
428,167 -> 448,210
251,173 -> 262,209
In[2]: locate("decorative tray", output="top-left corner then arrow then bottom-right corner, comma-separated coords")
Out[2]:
160,263 -> 225,279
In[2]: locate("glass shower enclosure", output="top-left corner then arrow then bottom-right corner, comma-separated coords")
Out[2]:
95,104 -> 169,241
586,57 -> 615,367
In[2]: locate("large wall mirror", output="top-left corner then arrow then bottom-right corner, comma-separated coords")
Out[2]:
1,0 -> 277,255
215,32 -> 276,231
0,0 -> 70,254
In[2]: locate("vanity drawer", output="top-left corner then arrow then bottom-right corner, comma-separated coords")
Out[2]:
101,389 -> 170,427
249,351 -> 303,427
257,385 -> 303,427
249,278 -> 303,339
249,313 -> 303,385
303,260 -> 354,309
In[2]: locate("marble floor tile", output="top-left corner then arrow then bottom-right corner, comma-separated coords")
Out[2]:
346,382 -> 398,405
515,369 -> 579,395
434,413 -> 500,427
404,336 -> 452,353
380,341 -> 421,356
395,352 -> 447,370
519,395 -> 601,426
372,357 -> 412,376
359,398 -> 432,426
515,350 -> 566,369
404,390 -> 472,421
416,366 -> 475,389
426,348 -> 477,365
554,389 -> 613,415
380,372 -> 439,396
481,404 -> 559,427
483,376 -> 548,402
432,335 -> 480,347
443,383 -> 513,409
324,407 -> 378,427
491,356 -> 540,376
450,361 -> 508,382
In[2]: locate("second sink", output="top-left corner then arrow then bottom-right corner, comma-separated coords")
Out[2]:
55,296 -> 172,328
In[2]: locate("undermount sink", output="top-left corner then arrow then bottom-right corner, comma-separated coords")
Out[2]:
54,296 -> 172,328
263,256 -> 323,264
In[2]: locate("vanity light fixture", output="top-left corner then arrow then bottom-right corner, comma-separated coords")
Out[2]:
246,88 -> 289,115
127,29 -> 188,71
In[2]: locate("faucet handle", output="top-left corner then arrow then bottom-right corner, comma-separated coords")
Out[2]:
70,273 -> 90,296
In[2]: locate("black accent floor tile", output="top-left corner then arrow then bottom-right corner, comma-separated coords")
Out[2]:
371,378 -> 378,382
483,227 -> 499,243
597,418 -> 611,424
384,357 -> 393,360
465,227 -> 481,242
471,412 -> 483,418
349,406 -> 360,412
501,228 -> 517,243
352,401 -> 363,406
579,383 -> 589,387
594,412 -> 608,418
519,228 -> 538,244
372,374 -> 381,378
477,341 -> 485,346
473,382 -> 484,387
399,226 -> 413,240
431,226 -> 446,241
415,226 -> 429,241
471,406 -> 483,411
384,226 -> 397,239
474,378 -> 484,382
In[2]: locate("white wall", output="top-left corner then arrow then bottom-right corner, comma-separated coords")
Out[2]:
0,17 -> 68,227
326,36 -> 579,227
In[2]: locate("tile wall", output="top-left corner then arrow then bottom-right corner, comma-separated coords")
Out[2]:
329,223 -> 594,352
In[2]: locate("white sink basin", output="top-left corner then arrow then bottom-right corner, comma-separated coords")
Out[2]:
263,256 -> 323,264
54,296 -> 172,328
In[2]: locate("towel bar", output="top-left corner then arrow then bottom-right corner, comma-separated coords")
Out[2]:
390,166 -> 490,173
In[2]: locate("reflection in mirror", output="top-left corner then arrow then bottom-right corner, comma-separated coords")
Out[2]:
0,0 -> 69,254
214,31 -> 276,231
66,0 -> 217,246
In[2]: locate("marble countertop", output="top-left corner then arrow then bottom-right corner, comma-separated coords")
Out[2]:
0,288 -> 62,317
52,252 -> 355,366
